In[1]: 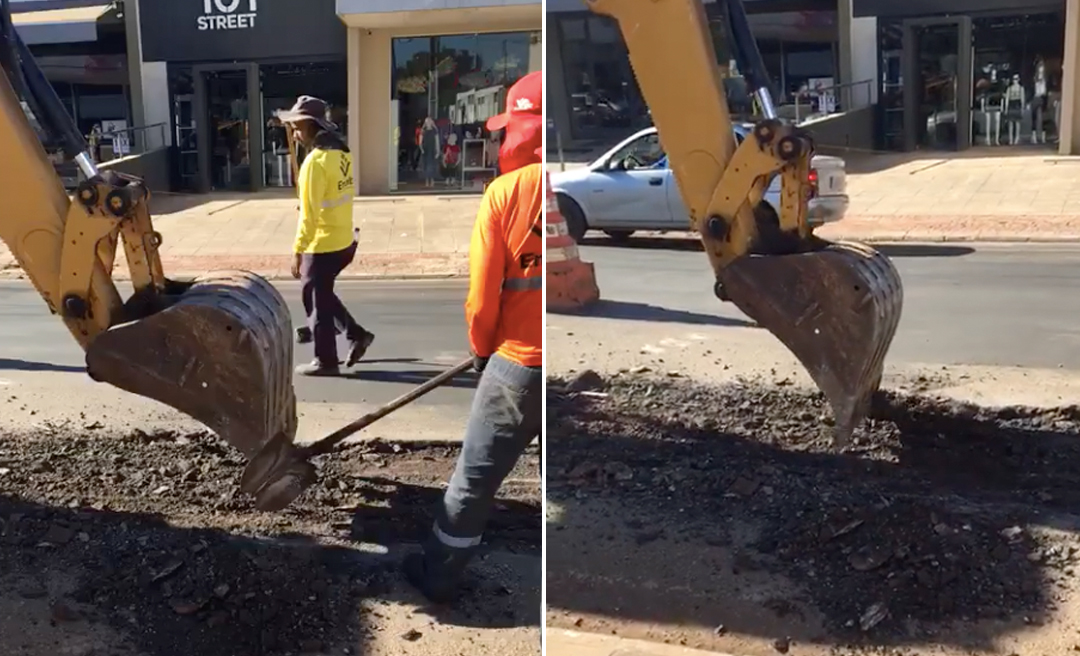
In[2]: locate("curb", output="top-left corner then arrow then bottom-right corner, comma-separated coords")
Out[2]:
546,629 -> 744,656
830,234 -> 1080,243
0,270 -> 467,283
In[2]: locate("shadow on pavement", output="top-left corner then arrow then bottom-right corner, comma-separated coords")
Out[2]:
580,235 -> 978,259
0,429 -> 543,655
0,358 -> 85,373
580,299 -> 755,327
343,368 -> 479,388
876,244 -> 976,258
0,495 -> 376,656
545,377 -> 1080,653
344,476 -> 541,631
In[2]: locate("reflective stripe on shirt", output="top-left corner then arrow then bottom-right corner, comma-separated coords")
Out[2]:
321,194 -> 352,210
502,275 -> 542,291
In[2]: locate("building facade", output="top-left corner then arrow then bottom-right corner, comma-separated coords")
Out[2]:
135,0 -> 348,192
336,0 -> 543,195
547,0 -> 1080,157
9,0 -> 134,180
547,0 -> 851,145
852,0 -> 1080,155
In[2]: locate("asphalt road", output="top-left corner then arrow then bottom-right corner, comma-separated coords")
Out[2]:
578,239 -> 1080,371
0,279 -> 476,410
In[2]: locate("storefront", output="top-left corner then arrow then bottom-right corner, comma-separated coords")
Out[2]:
336,1 -> 543,195
854,0 -> 1074,152
10,1 -> 132,182
546,0 -> 842,144
138,0 -> 347,192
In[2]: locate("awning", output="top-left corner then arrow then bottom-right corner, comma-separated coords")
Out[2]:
11,5 -> 114,46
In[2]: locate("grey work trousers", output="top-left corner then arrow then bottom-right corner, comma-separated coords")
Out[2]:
433,352 -> 542,549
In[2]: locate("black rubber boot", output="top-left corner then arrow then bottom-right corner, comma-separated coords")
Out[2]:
402,536 -> 476,604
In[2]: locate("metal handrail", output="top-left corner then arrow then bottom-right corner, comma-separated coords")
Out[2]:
793,79 -> 873,123
91,122 -> 169,160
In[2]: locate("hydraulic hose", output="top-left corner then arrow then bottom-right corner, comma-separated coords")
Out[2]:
724,0 -> 778,119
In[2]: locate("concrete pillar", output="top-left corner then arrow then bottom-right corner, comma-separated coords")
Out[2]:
1060,0 -> 1080,155
347,27 -> 362,195
352,28 -> 392,194
124,0 -> 172,150
837,0 -> 877,110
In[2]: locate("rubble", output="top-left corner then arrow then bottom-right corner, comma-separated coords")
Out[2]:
0,429 -> 541,655
546,376 -> 1080,644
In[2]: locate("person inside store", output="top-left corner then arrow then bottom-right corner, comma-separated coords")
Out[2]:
276,95 -> 376,376
403,70 -> 543,603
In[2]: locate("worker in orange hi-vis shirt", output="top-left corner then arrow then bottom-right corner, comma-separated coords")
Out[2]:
403,71 -> 543,604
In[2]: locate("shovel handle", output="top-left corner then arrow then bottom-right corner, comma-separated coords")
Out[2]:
301,358 -> 475,458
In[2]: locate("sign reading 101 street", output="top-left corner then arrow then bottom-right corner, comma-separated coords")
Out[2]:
198,0 -> 258,31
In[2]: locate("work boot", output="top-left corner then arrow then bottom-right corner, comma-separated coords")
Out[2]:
345,330 -> 376,367
402,536 -> 476,604
294,360 -> 340,377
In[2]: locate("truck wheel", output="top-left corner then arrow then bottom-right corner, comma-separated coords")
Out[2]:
604,230 -> 635,242
556,193 -> 588,243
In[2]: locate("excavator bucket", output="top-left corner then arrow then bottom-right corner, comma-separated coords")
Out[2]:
718,241 -> 903,447
84,271 -> 298,461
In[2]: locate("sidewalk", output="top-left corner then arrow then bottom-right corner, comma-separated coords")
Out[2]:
822,151 -> 1080,242
548,629 -> 744,656
0,192 -> 479,281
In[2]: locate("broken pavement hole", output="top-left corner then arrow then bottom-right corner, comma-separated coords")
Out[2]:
546,376 -> 1080,650
0,428 -> 541,655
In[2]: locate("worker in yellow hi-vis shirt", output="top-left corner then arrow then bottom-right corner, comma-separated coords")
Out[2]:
277,96 -> 375,376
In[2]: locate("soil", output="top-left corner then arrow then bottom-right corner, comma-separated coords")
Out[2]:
0,429 -> 541,656
545,373 -> 1080,655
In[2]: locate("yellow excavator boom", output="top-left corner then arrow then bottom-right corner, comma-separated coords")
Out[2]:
587,0 -> 904,446
0,1 -> 296,485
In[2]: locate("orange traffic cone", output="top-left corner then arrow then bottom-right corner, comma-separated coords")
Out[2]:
546,171 -> 599,312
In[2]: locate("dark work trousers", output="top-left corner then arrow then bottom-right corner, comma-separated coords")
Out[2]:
300,238 -> 364,366
433,353 -> 542,552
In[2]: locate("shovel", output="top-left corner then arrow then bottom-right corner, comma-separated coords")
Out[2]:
240,358 -> 474,511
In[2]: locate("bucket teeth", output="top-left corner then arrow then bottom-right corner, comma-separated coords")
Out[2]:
719,241 -> 903,447
85,270 -> 297,460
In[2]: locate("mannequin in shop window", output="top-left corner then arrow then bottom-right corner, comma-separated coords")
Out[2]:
1033,57 -> 1048,144
1004,74 -> 1025,145
419,116 -> 439,188
443,132 -> 461,187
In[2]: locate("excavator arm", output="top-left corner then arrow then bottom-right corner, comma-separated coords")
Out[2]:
588,0 -> 904,446
0,1 -> 297,484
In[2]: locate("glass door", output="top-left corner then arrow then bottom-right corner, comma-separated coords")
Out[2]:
902,17 -> 973,151
193,63 -> 263,193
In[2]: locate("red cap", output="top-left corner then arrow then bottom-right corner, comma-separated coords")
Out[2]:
486,71 -> 542,132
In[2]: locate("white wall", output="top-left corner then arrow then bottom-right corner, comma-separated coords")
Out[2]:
140,61 -> 172,148
849,16 -> 878,106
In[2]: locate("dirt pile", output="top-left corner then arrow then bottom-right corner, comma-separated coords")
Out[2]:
546,374 -> 1080,646
0,429 -> 541,656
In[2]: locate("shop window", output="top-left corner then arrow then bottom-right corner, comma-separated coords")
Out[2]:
261,62 -> 347,188
971,13 -> 1064,148
554,14 -> 650,142
390,31 -> 539,193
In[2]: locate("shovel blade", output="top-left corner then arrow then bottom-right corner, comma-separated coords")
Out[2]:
85,271 -> 298,462
719,241 -> 903,446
